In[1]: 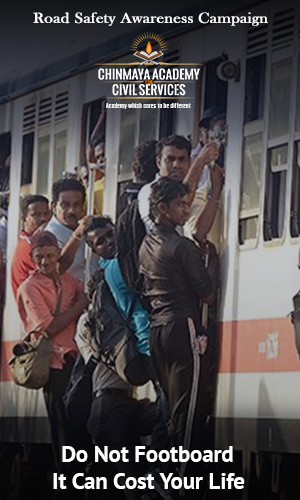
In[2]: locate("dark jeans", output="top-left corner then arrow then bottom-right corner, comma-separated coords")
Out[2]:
87,393 -> 156,500
43,356 -> 93,499
151,317 -> 210,477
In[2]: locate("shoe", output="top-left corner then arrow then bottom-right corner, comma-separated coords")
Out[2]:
152,470 -> 174,500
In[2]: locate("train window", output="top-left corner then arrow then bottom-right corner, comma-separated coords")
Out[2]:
54,130 -> 67,181
263,144 -> 288,240
118,107 -> 137,179
290,142 -> 300,237
36,135 -> 50,195
239,134 -> 263,245
21,133 -> 34,186
244,55 -> 266,123
159,102 -> 175,138
203,58 -> 227,112
269,58 -> 292,140
80,98 -> 105,165
139,103 -> 159,143
296,58 -> 300,133
21,100 -> 36,188
21,91 -> 68,195
118,104 -> 159,181
0,132 -> 11,194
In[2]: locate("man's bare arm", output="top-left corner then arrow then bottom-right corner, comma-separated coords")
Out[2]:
184,142 -> 219,206
58,215 -> 93,274
46,292 -> 88,338
192,165 -> 224,243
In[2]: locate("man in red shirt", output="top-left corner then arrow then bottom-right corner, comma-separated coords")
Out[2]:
17,231 -> 88,486
11,194 -> 50,298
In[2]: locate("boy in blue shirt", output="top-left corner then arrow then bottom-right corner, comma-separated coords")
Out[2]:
83,215 -> 150,357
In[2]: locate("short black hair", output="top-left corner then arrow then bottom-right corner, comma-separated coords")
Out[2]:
132,140 -> 158,183
90,134 -> 105,151
52,178 -> 86,204
156,135 -> 191,160
83,215 -> 114,245
21,194 -> 49,217
149,177 -> 189,223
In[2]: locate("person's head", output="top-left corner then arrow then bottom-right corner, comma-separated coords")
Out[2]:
21,195 -> 50,235
155,135 -> 191,182
132,140 -> 158,184
198,107 -> 222,146
30,231 -> 60,277
210,114 -> 226,140
91,134 -> 105,171
83,216 -> 116,259
149,177 -> 190,226
52,178 -> 86,230
78,165 -> 89,189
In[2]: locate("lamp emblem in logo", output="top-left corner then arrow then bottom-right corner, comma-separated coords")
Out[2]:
132,33 -> 167,65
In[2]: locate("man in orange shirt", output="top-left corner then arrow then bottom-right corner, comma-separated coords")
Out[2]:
11,194 -> 50,298
17,231 -> 88,482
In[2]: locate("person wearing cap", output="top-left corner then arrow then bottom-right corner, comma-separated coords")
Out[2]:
17,231 -> 88,480
11,194 -> 51,298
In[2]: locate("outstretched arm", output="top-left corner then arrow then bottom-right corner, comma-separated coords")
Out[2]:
58,215 -> 93,274
184,142 -> 219,206
192,164 -> 224,243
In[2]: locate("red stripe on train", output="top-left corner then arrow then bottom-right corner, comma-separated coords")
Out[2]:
219,318 -> 300,373
1,318 -> 299,381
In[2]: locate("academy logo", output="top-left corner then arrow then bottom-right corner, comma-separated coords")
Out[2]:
132,33 -> 167,65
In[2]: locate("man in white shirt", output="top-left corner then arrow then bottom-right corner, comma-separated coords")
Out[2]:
138,134 -> 219,239
45,178 -> 97,281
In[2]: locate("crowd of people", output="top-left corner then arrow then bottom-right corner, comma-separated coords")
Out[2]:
3,108 -> 226,500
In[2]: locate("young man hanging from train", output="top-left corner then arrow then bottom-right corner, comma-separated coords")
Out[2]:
137,134 -> 219,236
139,170 -> 223,486
74,217 -> 156,500
116,134 -> 220,294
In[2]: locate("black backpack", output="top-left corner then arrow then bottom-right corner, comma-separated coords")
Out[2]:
86,272 -> 150,386
116,198 -> 146,294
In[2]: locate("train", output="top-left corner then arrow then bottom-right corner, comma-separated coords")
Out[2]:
1,0 -> 300,497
